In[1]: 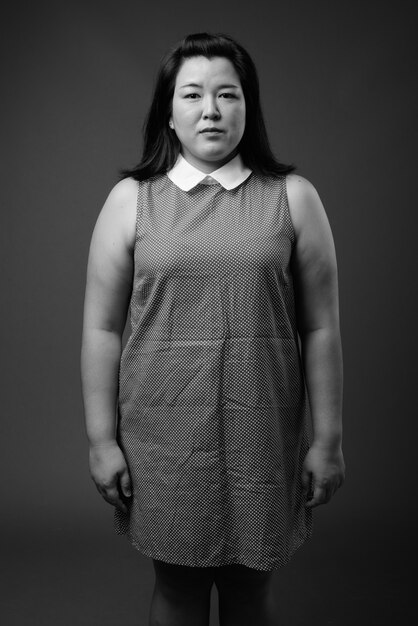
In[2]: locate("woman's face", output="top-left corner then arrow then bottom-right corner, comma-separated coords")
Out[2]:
170,56 -> 246,173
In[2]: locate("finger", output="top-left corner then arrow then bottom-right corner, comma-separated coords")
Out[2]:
300,469 -> 311,497
120,470 -> 132,498
305,484 -> 328,508
329,479 -> 342,499
103,487 -> 128,513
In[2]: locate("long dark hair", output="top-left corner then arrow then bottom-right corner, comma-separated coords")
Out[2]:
120,32 -> 295,181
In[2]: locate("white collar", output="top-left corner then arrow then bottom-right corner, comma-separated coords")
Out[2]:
167,153 -> 252,191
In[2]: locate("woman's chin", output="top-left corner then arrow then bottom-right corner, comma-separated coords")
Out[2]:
181,145 -> 238,170
198,146 -> 235,162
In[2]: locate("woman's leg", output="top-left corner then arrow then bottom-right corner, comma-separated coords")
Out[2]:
148,559 -> 216,626
214,564 -> 279,626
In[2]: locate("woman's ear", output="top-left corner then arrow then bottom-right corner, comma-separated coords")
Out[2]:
169,119 -> 174,129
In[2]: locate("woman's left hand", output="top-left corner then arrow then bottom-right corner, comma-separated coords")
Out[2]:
301,443 -> 345,508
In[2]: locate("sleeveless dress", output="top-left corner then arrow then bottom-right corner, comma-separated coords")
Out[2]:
113,170 -> 313,571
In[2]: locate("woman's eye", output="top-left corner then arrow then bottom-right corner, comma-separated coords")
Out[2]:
183,92 -> 236,99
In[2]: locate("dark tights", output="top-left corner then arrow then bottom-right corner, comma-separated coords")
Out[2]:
149,559 -> 279,626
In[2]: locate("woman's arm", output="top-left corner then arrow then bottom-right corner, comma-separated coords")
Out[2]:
287,174 -> 345,508
81,177 -> 137,512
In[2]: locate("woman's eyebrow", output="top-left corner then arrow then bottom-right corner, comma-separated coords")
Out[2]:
178,83 -> 240,89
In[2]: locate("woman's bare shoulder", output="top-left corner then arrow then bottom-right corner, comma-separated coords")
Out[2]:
285,173 -> 319,206
285,173 -> 327,236
105,176 -> 139,210
94,177 -> 139,249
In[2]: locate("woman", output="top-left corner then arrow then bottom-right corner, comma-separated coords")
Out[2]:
81,32 -> 345,626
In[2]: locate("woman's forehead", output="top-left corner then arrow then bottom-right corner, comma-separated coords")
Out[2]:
175,56 -> 241,86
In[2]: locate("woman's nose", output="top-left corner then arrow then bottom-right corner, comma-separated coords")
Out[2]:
202,96 -> 220,119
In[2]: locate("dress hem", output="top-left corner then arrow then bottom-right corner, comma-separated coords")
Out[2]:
113,524 -> 313,572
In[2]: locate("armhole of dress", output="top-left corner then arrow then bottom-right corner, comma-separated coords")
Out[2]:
282,174 -> 297,249
134,179 -> 144,251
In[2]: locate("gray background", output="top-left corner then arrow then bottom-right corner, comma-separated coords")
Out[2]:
1,0 -> 416,624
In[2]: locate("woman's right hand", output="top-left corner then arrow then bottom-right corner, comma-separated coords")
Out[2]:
89,441 -> 132,513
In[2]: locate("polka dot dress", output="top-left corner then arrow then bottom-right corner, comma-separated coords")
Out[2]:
113,171 -> 313,571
